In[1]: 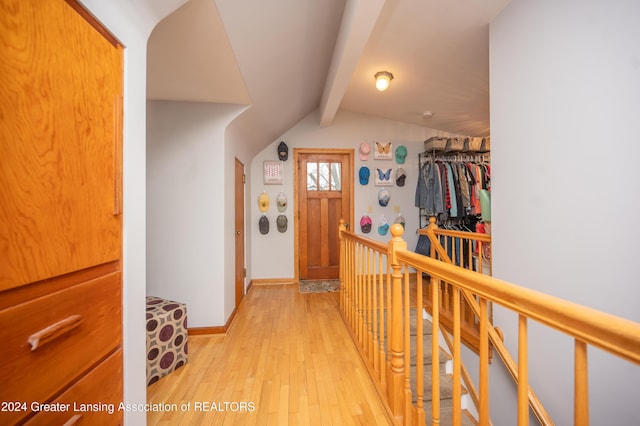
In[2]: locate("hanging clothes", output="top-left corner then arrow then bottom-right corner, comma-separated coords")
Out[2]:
416,152 -> 490,225
415,161 -> 444,215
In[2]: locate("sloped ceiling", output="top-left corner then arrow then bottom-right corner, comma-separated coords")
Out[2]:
147,0 -> 250,104
147,0 -> 511,155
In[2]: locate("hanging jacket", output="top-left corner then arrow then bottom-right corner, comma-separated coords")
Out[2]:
415,162 -> 444,215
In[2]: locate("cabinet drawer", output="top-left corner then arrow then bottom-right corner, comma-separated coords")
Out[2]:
0,272 -> 121,424
25,349 -> 123,426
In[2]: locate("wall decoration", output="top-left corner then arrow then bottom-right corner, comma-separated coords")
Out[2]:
359,142 -> 371,161
374,167 -> 393,186
358,166 -> 370,185
276,215 -> 288,233
276,190 -> 288,212
395,168 -> 406,187
259,215 -> 269,234
377,214 -> 389,235
263,160 -> 283,185
378,189 -> 390,206
395,145 -> 407,164
374,141 -> 393,160
258,191 -> 270,212
277,141 -> 289,161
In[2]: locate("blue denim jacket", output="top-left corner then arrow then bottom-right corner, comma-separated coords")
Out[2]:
415,162 -> 444,215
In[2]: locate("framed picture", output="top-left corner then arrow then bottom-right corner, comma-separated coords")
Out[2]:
263,161 -> 283,185
373,141 -> 393,160
374,167 -> 394,186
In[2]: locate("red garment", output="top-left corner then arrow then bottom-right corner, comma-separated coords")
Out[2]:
435,161 -> 451,211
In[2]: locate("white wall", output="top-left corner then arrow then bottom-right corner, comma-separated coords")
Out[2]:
77,1 -> 187,424
250,109 -> 462,280
147,101 -> 246,327
489,1 -> 640,424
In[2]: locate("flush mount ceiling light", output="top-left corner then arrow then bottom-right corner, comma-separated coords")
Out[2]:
374,71 -> 393,91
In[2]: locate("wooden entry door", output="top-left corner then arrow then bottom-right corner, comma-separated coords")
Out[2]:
296,150 -> 353,280
235,158 -> 245,308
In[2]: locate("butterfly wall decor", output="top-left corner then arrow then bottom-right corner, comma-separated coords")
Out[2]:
374,168 -> 393,186
374,141 -> 393,160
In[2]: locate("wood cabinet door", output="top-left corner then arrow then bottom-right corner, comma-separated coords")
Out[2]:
0,0 -> 123,291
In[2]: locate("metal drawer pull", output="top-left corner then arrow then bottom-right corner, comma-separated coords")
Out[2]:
63,414 -> 83,426
28,315 -> 83,351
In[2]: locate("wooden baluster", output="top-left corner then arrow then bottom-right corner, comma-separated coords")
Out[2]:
353,242 -> 357,336
349,241 -> 355,332
372,248 -> 379,375
444,281 -> 451,319
431,275 -> 441,426
339,220 -> 346,315
351,240 -> 357,329
385,258 -> 392,379
575,339 -> 589,425
403,266 -> 412,419
344,237 -> 350,324
453,286 -> 461,425
367,248 -> 376,365
362,246 -> 367,357
387,223 -> 407,417
416,271 -> 426,425
518,315 -> 529,426
344,237 -> 349,322
376,254 -> 383,381
362,244 -> 367,351
479,298 -> 490,425
363,245 -> 368,351
429,217 -> 437,259
358,243 -> 364,346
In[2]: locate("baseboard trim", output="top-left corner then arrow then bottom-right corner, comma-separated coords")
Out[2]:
251,277 -> 296,286
187,306 -> 238,336
188,326 -> 225,335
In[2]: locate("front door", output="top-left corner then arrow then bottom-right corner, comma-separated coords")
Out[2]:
296,150 -> 353,280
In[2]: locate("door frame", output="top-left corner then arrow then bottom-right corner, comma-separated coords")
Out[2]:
293,148 -> 354,282
234,158 -> 245,309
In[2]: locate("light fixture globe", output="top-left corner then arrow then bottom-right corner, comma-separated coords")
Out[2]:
374,71 -> 393,91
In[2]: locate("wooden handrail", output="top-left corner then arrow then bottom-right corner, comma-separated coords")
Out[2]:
343,230 -> 388,253
394,247 -> 640,366
421,226 -> 492,243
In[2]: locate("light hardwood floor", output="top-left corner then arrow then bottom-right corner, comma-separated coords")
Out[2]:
147,284 -> 393,425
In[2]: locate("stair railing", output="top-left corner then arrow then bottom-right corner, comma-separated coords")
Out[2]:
421,217 -> 554,425
419,217 -> 493,357
339,220 -> 640,426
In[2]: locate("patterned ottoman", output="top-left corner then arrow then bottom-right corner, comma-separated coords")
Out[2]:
146,296 -> 189,386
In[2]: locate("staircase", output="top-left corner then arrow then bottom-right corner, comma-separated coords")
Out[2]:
408,308 -> 477,425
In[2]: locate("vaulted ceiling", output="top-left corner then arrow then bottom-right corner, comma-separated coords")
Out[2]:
147,0 -> 511,154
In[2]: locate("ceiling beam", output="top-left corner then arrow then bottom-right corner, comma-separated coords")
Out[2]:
319,0 -> 386,127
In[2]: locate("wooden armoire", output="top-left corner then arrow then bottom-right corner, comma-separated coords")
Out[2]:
0,0 -> 124,424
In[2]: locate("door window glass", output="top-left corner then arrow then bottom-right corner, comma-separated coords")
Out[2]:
331,163 -> 341,190
307,162 -> 317,190
307,162 -> 341,191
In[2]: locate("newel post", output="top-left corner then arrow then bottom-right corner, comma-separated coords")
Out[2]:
339,219 -> 347,312
427,216 -> 438,258
387,223 -> 407,417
